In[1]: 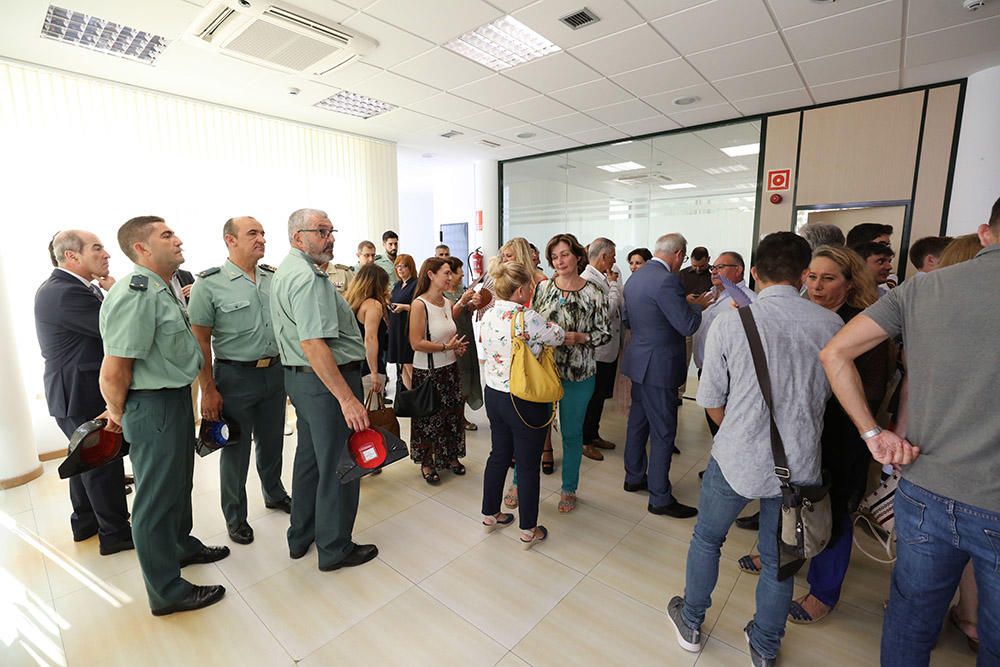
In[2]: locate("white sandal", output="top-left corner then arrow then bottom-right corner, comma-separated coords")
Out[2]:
520,526 -> 548,550
482,513 -> 514,533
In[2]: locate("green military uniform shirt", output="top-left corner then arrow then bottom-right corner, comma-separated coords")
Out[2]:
100,264 -> 202,389
270,248 -> 365,367
374,254 -> 398,286
187,259 -> 280,361
324,263 -> 355,295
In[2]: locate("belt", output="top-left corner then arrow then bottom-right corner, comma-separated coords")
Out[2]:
130,387 -> 190,396
284,360 -> 361,374
217,356 -> 280,369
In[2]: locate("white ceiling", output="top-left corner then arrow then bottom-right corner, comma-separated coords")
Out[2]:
2,0 -> 999,162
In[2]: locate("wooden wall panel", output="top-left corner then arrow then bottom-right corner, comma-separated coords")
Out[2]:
758,112 -> 800,237
912,84 -> 961,242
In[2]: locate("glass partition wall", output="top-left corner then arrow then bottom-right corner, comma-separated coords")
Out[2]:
501,119 -> 762,277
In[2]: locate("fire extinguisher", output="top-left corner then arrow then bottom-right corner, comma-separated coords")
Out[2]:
469,247 -> 485,281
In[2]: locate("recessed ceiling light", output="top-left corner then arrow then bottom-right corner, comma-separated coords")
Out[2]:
440,129 -> 464,138
660,183 -> 697,190
611,140 -> 633,146
444,15 -> 560,71
516,132 -> 536,139
314,90 -> 396,119
721,143 -> 760,157
673,95 -> 700,106
596,161 -> 645,173
703,164 -> 750,175
40,4 -> 169,65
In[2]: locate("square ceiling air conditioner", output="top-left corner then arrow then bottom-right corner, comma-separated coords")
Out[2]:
189,0 -> 376,75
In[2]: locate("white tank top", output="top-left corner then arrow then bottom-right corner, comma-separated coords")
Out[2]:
413,295 -> 457,369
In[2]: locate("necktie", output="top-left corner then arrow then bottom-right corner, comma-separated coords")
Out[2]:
90,283 -> 104,302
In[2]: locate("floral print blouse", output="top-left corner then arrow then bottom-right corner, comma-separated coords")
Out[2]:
532,278 -> 611,382
480,299 -> 566,393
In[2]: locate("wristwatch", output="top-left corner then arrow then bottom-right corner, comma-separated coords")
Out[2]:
860,426 -> 882,440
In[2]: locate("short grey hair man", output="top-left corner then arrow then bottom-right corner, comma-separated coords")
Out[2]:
49,230 -> 86,267
798,221 -> 845,250
588,237 -> 616,261
654,233 -> 687,257
287,208 -> 329,243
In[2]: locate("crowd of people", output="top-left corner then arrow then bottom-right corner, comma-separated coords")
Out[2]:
33,200 -> 998,666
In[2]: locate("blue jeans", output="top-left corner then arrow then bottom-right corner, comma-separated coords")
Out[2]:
882,478 -> 1000,666
682,458 -> 792,660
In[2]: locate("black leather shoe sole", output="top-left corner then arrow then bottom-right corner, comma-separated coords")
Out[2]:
624,479 -> 648,493
319,544 -> 378,572
151,584 -> 226,617
735,512 -> 760,531
180,545 -> 231,567
228,525 -> 254,545
648,502 -> 698,519
265,498 -> 293,514
99,539 -> 135,556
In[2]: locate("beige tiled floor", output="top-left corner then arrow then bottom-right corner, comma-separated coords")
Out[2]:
0,399 -> 976,666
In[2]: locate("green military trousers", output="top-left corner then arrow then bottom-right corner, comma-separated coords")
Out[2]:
283,364 -> 362,569
122,386 -> 204,610
214,362 -> 289,532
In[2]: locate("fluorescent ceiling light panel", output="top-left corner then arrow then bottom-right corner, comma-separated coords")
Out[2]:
596,161 -> 645,173
703,164 -> 749,175
444,15 -> 560,72
314,90 -> 396,119
660,183 -> 697,190
720,143 -> 760,157
40,5 -> 168,65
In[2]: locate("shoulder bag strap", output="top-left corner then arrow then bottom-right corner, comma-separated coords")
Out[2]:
420,297 -> 435,371
737,306 -> 791,487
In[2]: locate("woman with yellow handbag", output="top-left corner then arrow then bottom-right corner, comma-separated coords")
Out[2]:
479,262 -> 587,548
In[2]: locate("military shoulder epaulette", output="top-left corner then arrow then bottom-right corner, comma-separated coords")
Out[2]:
128,274 -> 148,291
311,264 -> 327,276
333,263 -> 353,271
259,263 -> 276,273
198,266 -> 221,278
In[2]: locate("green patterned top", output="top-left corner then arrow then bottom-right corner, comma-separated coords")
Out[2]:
531,278 -> 611,382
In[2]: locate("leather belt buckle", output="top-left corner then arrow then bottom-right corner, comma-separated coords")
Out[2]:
255,358 -> 270,368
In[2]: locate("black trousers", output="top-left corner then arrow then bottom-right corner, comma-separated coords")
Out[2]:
483,386 -> 550,530
582,359 -> 617,443
56,416 -> 131,547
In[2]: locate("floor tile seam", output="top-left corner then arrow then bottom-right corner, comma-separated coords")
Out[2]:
211,563 -> 300,665
505,572 -> 591,655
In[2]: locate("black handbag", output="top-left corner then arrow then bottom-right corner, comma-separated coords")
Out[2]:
394,301 -> 442,418
739,306 -> 832,581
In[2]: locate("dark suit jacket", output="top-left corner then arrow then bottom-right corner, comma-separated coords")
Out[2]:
621,260 -> 701,389
34,269 -> 105,419
175,269 -> 194,305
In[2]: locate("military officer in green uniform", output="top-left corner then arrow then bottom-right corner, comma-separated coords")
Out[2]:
270,208 -> 378,571
99,216 -> 229,616
188,216 -> 292,546
320,260 -> 354,294
374,230 -> 399,286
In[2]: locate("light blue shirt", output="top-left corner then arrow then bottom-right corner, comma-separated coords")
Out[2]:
692,280 -> 757,369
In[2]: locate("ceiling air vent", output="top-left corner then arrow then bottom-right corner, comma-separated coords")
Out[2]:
616,173 -> 672,186
480,139 -> 502,148
440,130 -> 464,138
559,8 -> 600,30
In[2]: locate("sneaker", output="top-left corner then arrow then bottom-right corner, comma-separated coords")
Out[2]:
667,596 -> 703,653
744,622 -> 776,667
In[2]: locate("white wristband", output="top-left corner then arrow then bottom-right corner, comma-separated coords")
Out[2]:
860,426 -> 882,440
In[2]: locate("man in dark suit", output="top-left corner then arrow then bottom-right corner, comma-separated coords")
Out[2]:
35,230 -> 132,554
621,233 -> 709,518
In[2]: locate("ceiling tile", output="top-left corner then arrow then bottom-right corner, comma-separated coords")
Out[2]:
366,0 -> 502,44
549,78 -> 633,109
810,71 -> 900,104
713,64 -> 804,101
765,0 -> 883,29
905,15 -> 1000,68
343,13 -> 435,68
486,0 -> 538,11
611,115 -> 682,137
499,95 -> 576,122
286,0 -> 358,22
391,48 -> 493,90
783,1 -> 903,62
731,88 -> 812,115
611,59 -> 705,97
799,41 -> 900,87
364,108 -> 441,132
406,93 -> 488,121
908,0 -> 1000,34
451,75 -> 538,106
628,0 -> 714,21
512,0 -> 645,50
567,126 -> 629,145
652,0 -> 776,55
587,98 -> 661,125
492,124 -> 558,143
666,102 -> 741,126
504,52 -> 602,91
536,113 -> 606,134
458,109 -> 525,132
687,32 -> 791,81
314,61 -> 383,90
569,24 -> 679,76
351,71 -> 440,106
644,83 -> 726,114
902,51 -> 1000,88
522,136 -> 585,153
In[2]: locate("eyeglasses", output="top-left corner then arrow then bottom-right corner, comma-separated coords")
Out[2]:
301,228 -> 336,238
709,264 -> 739,272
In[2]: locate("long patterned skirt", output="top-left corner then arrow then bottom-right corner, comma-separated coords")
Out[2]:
409,363 -> 466,466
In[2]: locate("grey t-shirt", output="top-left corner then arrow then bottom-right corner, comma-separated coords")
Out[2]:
863,244 -> 1000,513
697,285 -> 843,498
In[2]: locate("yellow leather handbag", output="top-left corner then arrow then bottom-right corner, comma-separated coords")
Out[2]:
508,310 -> 564,428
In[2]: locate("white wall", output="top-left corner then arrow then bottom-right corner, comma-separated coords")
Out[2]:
947,64 -> 1000,234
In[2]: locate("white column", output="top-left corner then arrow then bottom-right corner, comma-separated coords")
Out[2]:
474,160 -> 500,257
0,261 -> 42,488
947,64 -> 1000,235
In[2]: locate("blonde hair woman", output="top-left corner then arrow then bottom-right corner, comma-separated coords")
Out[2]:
937,234 -> 983,268
344,264 -> 390,398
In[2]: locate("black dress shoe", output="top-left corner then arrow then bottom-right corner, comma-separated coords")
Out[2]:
672,446 -> 681,456
228,523 -> 254,545
623,477 -> 648,492
736,512 -> 760,531
648,501 -> 698,519
319,543 -> 379,572
125,486 -> 133,495
266,497 -> 293,514
99,537 -> 135,556
151,584 -> 226,617
124,474 -> 135,486
180,545 -> 231,567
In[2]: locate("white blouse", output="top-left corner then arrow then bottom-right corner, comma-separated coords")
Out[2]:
479,299 -> 566,393
412,295 -> 457,370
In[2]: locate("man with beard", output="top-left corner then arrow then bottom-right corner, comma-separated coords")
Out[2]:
375,230 -> 399,286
